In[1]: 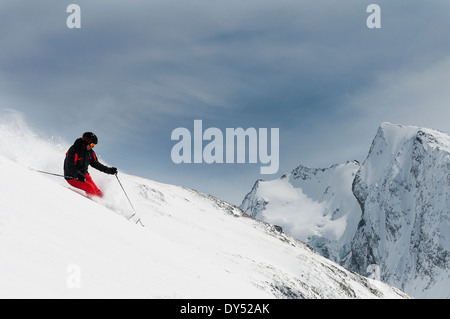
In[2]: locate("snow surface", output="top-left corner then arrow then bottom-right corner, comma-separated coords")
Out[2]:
0,110 -> 411,299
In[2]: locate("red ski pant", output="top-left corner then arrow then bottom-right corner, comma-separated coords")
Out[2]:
67,173 -> 103,197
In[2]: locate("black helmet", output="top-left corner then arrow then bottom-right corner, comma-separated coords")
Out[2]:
82,132 -> 98,145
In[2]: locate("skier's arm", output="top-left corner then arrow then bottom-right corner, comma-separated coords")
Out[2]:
90,151 -> 117,175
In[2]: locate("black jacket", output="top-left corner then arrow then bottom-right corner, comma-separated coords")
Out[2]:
64,138 -> 112,180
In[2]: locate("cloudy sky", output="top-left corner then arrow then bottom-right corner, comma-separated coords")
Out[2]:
1,0 -> 450,205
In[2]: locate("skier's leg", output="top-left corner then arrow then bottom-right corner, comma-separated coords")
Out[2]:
84,173 -> 104,197
67,175 -> 103,198
67,178 -> 93,194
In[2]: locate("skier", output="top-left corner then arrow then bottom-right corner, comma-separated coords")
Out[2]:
64,132 -> 117,197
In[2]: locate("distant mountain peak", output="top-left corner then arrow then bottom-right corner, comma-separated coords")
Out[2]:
241,122 -> 450,298
350,122 -> 450,298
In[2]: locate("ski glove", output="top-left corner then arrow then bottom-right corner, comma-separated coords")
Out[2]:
107,167 -> 118,175
78,175 -> 86,183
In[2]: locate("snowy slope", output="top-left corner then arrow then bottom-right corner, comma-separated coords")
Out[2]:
240,161 -> 362,263
0,110 -> 410,299
241,122 -> 450,299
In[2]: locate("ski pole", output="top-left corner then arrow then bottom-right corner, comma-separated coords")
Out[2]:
115,174 -> 144,227
30,168 -> 65,178
115,173 -> 136,217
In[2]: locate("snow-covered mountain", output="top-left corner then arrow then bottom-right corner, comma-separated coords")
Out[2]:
240,161 -> 362,263
349,123 -> 450,298
0,110 -> 410,299
241,122 -> 450,299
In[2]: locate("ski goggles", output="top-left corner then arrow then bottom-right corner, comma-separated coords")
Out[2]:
89,143 -> 96,148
